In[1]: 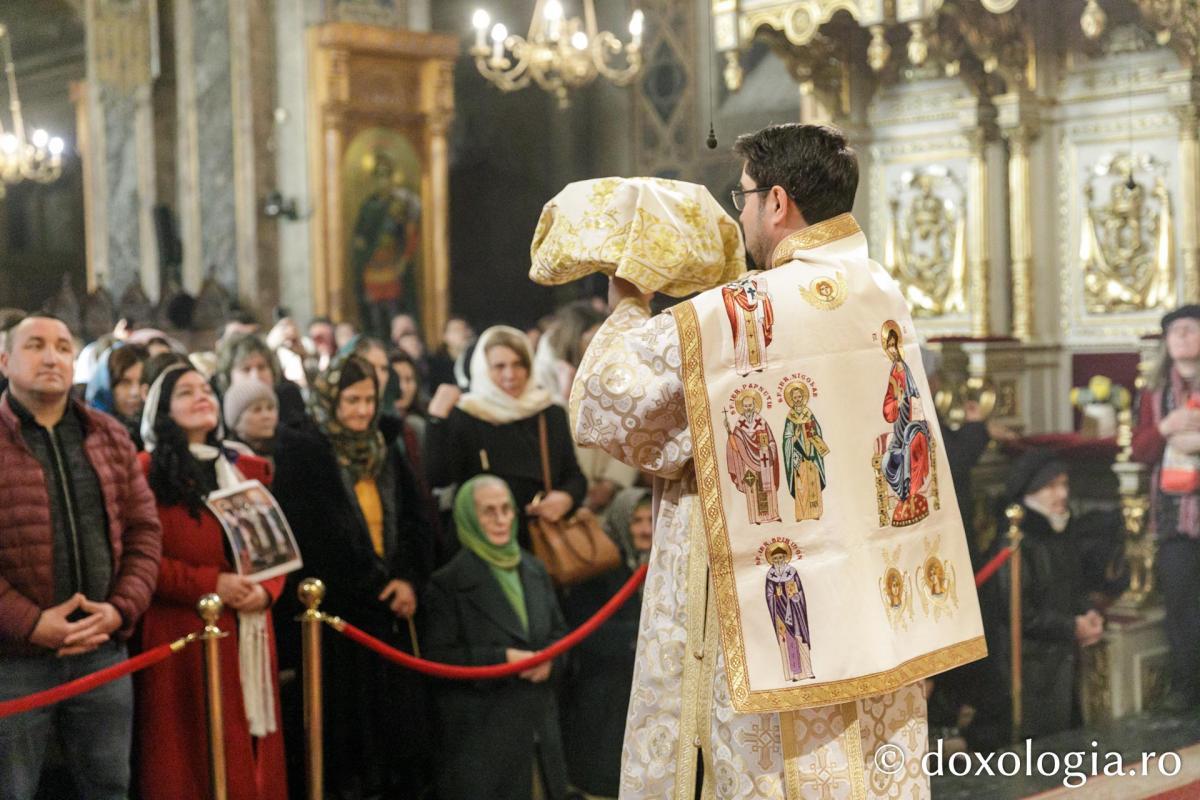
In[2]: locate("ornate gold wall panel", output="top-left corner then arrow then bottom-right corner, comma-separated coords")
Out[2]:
1056,112 -> 1181,343
713,0 -> 1200,347
883,166 -> 968,317
870,131 -> 983,337
305,23 -> 455,344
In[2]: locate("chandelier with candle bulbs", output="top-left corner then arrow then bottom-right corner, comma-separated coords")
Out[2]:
0,23 -> 66,199
470,0 -> 644,108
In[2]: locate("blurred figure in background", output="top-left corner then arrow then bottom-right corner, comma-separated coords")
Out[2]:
223,379 -> 279,464
305,317 -> 337,377
214,333 -> 308,431
85,343 -> 149,449
1133,304 -> 1200,712
560,487 -> 650,799
428,316 -> 475,391
267,316 -> 311,389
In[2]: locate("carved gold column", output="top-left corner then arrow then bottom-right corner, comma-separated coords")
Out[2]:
1006,124 -> 1035,340
967,128 -> 992,337
1176,105 -> 1200,303
997,88 -> 1040,341
420,59 -> 454,347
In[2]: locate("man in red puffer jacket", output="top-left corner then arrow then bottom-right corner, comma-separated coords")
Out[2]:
0,314 -> 162,800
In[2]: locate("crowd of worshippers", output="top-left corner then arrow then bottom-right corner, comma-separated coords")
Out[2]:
0,298 -> 1194,800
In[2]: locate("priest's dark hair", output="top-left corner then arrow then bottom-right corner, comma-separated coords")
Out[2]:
732,123 -> 858,225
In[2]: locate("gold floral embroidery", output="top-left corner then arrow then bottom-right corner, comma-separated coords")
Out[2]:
530,177 -> 746,297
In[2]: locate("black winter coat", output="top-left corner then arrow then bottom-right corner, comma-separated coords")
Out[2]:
271,425 -> 433,798
558,563 -> 640,796
990,505 -> 1128,739
424,405 -> 587,550
422,549 -> 570,800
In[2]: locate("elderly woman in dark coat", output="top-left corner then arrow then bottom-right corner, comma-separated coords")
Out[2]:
422,475 -> 570,800
990,450 -> 1128,739
271,352 -> 430,799
560,487 -> 650,798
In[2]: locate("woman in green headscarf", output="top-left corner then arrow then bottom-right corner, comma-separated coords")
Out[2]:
423,475 -> 571,800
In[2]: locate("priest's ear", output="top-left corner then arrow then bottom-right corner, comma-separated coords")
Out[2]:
769,185 -> 806,229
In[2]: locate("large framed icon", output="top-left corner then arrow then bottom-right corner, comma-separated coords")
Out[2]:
306,22 -> 457,343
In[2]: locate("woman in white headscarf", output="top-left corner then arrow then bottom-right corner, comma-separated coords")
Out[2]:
425,325 -> 586,550
134,363 -> 287,800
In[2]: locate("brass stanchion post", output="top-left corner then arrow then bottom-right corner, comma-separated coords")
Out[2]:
197,594 -> 228,800
298,578 -> 326,800
1005,504 -> 1025,742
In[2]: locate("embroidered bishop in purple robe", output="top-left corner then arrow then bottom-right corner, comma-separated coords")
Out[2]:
764,548 -> 815,682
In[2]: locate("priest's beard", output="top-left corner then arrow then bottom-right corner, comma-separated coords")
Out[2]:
1023,495 -> 1071,533
744,210 -> 771,269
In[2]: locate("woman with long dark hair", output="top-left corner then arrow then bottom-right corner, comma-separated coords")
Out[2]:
134,364 -> 287,800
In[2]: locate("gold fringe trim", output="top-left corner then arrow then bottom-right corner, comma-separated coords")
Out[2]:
780,711 -> 803,800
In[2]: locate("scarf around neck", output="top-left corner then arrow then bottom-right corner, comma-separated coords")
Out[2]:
457,326 -> 555,426
454,476 -> 527,632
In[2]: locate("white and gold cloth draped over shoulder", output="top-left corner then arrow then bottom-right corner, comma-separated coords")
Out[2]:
529,176 -> 746,297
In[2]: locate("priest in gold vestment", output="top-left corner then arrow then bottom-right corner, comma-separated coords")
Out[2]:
571,125 -> 985,800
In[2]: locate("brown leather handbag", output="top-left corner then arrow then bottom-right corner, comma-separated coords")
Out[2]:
528,413 -> 621,586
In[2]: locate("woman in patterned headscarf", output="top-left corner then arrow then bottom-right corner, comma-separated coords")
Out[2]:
271,349 -> 432,798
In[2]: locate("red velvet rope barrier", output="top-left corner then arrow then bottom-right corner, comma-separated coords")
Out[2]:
333,563 -> 648,680
0,640 -> 183,719
974,545 -> 1016,588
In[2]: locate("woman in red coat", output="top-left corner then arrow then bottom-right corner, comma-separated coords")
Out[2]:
134,364 -> 287,800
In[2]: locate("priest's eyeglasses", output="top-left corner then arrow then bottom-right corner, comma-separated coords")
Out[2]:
731,187 -> 770,211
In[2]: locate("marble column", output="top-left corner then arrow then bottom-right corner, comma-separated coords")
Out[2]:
1173,102 -> 1200,304
175,0 -> 236,296
1006,126 -> 1035,340
175,0 -> 273,311
273,0 -> 324,323
83,0 -> 159,300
